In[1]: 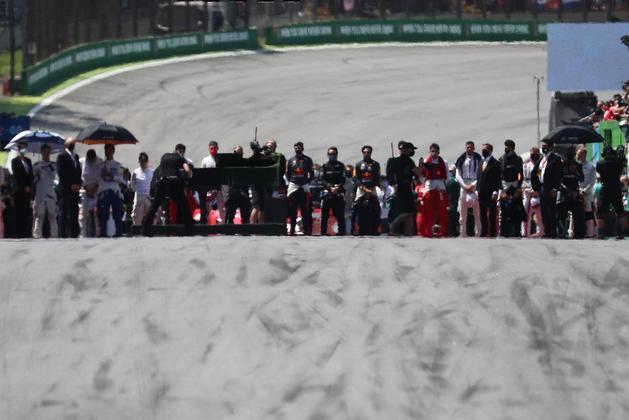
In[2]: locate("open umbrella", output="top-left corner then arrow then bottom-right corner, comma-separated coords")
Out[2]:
3,130 -> 66,153
77,123 -> 138,145
542,125 -> 605,144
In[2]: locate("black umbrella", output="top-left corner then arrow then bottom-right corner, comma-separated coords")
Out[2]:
542,125 -> 605,144
77,123 -> 138,145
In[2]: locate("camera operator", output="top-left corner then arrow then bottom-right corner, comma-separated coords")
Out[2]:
142,146 -> 193,237
224,146 -> 251,224
249,140 -> 273,224
596,146 -> 628,239
319,147 -> 346,236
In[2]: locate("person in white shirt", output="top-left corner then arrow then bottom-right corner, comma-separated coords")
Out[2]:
522,147 -> 544,237
32,144 -> 58,238
97,144 -> 124,237
201,141 -> 225,223
454,141 -> 482,237
79,149 -> 102,237
131,152 -> 154,226
577,146 -> 597,238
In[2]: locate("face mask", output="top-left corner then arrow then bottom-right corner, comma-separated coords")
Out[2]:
542,146 -> 549,155
505,148 -> 511,154
19,148 -> 27,154
328,155 -> 337,162
408,150 -> 415,157
530,154 -> 540,162
314,170 -> 320,178
481,150 -> 490,158
210,148 -> 218,157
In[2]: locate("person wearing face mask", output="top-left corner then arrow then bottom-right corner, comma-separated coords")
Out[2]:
454,141 -> 482,237
10,141 -> 34,238
557,145 -> 585,239
32,144 -> 58,238
476,143 -> 502,238
596,146 -> 628,239
319,147 -> 346,236
531,139 -> 563,239
498,139 -> 524,237
522,147 -> 544,237
79,149 -> 102,237
576,146 -> 597,238
387,141 -> 422,236
353,145 -> 381,235
419,143 -> 449,237
56,137 -> 82,238
286,141 -> 314,235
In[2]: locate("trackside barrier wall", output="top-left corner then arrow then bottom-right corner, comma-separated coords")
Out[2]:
265,20 -> 547,45
20,30 -> 259,95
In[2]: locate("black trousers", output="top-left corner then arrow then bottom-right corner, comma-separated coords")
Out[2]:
59,190 -> 80,238
354,193 -> 380,236
288,188 -> 311,235
320,193 -> 345,236
557,193 -> 585,239
500,194 -> 524,238
540,188 -> 558,238
479,195 -> 497,237
597,187 -> 625,218
13,192 -> 32,238
225,190 -> 251,224
143,178 -> 193,236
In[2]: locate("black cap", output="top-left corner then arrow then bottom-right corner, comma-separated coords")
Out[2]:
398,141 -> 417,150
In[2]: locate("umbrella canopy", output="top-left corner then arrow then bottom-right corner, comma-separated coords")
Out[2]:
542,125 -> 605,144
77,123 -> 138,145
3,130 -> 66,153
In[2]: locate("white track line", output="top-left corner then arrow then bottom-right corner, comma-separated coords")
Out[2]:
28,41 -> 545,118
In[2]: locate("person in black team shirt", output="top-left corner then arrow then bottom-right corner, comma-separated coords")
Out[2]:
353,145 -> 381,235
319,147 -> 346,236
557,145 -> 585,239
498,139 -> 524,237
596,146 -> 628,239
287,141 -> 314,235
224,146 -> 251,224
387,141 -> 422,236
143,146 -> 193,237
532,139 -> 563,238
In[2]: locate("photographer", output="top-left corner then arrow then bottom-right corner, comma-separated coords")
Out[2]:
596,146 -> 628,239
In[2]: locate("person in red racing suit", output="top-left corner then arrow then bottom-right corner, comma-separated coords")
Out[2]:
419,143 -> 449,237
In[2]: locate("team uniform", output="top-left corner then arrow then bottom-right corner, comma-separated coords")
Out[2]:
32,160 -> 58,238
353,159 -> 381,235
319,159 -> 346,235
420,155 -> 448,237
287,154 -> 314,235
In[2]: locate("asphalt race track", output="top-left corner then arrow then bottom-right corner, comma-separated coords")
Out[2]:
34,43 -> 549,165
3,44 -> 628,420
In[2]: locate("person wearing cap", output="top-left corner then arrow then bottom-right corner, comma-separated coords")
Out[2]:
353,145 -> 381,235
57,137 -> 82,238
522,147 -> 544,237
386,141 -> 421,236
419,143 -> 449,237
498,139 -> 524,237
319,147 -> 346,235
32,144 -> 58,238
10,141 -> 34,238
531,139 -> 563,238
286,141 -> 314,235
454,141 -> 482,237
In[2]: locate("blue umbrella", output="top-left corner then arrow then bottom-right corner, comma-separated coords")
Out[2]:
4,130 -> 66,153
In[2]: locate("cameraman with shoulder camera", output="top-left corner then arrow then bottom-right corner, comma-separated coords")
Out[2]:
596,146 -> 628,239
142,145 -> 193,237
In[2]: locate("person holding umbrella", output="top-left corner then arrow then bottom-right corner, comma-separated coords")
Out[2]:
32,144 -> 58,238
98,144 -> 124,237
10,142 -> 33,238
57,137 -> 82,238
